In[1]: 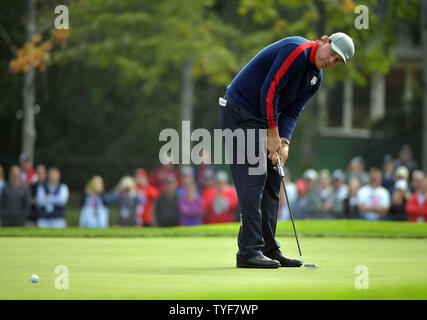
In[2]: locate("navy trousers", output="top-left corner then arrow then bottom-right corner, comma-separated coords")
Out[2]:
218,94 -> 281,259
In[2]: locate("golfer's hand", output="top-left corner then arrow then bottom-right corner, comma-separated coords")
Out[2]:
267,128 -> 282,165
279,140 -> 289,166
267,128 -> 289,169
272,140 -> 289,170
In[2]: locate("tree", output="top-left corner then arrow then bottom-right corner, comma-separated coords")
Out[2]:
0,0 -> 68,162
422,0 -> 427,171
235,0 -> 422,171
62,0 -> 239,134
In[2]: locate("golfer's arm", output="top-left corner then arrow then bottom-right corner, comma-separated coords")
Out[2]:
267,127 -> 280,139
267,128 -> 290,145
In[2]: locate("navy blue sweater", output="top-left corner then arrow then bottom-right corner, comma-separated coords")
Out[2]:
226,36 -> 322,140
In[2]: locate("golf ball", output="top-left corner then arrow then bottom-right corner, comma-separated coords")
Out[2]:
30,274 -> 39,283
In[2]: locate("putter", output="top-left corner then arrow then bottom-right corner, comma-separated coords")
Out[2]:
276,157 -> 318,269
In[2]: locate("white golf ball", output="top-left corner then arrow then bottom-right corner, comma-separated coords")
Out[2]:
30,274 -> 39,283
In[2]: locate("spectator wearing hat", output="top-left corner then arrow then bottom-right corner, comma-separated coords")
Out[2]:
200,168 -> 217,202
201,168 -> 219,216
388,180 -> 410,221
0,165 -> 31,226
204,170 -> 238,224
292,179 -> 309,219
393,166 -> 410,195
301,169 -> 319,219
346,156 -> 369,186
356,168 -> 390,221
405,176 -> 427,223
36,167 -> 69,228
110,176 -> 144,226
19,154 -> 37,185
153,175 -> 180,227
343,177 -> 361,219
79,176 -> 112,228
148,161 -> 180,194
381,154 -> 395,194
178,166 -> 198,196
134,168 -> 159,227
195,150 -> 216,191
278,167 -> 297,221
332,169 -> 348,202
383,165 -> 409,196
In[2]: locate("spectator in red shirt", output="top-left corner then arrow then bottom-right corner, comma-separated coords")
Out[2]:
195,150 -> 216,190
148,162 -> 180,194
405,176 -> 427,223
200,168 -> 216,201
19,154 -> 37,185
134,168 -> 159,226
204,170 -> 238,224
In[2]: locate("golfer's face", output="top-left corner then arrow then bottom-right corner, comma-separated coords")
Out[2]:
317,42 -> 343,69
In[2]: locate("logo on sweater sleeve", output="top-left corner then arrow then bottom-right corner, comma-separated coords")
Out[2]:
310,76 -> 318,86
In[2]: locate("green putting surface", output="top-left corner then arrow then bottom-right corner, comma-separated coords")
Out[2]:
1,236 -> 427,299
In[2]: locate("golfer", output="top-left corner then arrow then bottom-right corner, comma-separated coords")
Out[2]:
218,33 -> 355,268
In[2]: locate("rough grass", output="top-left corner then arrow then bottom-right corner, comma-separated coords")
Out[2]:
0,220 -> 426,238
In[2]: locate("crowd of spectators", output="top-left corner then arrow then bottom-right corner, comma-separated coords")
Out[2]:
278,145 -> 427,222
0,145 -> 426,228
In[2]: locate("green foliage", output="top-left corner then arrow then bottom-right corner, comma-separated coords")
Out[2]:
0,0 -> 422,190
236,0 -> 420,87
62,0 -> 239,91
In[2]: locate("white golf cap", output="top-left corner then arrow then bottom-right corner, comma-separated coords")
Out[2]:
329,32 -> 355,65
303,169 -> 318,181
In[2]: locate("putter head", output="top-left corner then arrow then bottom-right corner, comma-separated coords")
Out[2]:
303,263 -> 319,268
300,257 -> 318,268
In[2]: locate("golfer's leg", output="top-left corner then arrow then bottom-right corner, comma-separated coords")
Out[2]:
219,103 -> 266,259
261,158 -> 282,255
229,161 -> 266,259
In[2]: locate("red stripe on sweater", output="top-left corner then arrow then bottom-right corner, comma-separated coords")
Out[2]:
266,41 -> 314,128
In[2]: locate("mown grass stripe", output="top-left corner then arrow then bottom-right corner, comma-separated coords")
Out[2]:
0,220 -> 426,238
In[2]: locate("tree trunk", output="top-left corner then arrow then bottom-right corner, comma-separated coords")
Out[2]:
180,54 -> 193,165
422,0 -> 427,171
21,0 -> 37,162
180,55 -> 193,126
370,71 -> 386,121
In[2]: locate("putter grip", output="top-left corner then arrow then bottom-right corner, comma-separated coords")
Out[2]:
276,157 -> 285,177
